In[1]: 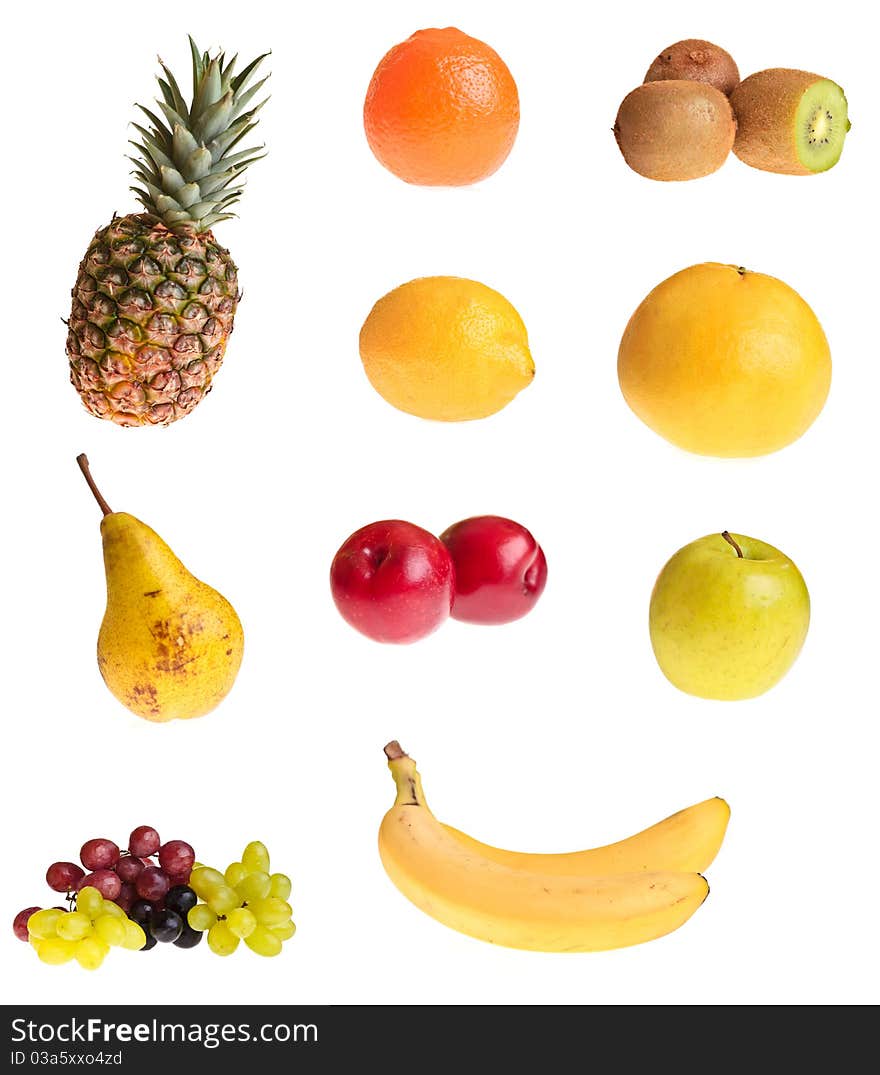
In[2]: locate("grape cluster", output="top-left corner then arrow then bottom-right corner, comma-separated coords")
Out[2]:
186,841 -> 295,958
13,825 -> 196,965
38,826 -> 195,914
13,831 -> 296,968
129,883 -> 201,950
23,887 -> 147,969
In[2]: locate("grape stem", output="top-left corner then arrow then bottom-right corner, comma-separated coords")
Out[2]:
76,454 -> 113,516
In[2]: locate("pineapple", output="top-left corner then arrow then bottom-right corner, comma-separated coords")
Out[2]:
67,39 -> 269,426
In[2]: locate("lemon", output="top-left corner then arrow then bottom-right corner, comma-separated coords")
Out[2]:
359,276 -> 534,421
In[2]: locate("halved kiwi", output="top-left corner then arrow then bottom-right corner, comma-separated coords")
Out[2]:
614,80 -> 736,181
730,69 -> 850,174
644,39 -> 740,96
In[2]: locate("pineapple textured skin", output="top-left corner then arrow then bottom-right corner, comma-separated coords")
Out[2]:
67,214 -> 238,426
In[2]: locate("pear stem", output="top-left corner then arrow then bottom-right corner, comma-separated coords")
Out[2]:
76,454 -> 113,516
722,531 -> 744,558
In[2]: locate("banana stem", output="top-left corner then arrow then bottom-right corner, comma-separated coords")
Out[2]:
721,531 -> 744,558
384,742 -> 425,808
76,454 -> 113,516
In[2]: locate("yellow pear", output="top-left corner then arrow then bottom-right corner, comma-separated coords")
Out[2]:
77,454 -> 244,722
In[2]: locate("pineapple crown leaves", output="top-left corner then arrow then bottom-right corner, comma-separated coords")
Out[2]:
129,36 -> 270,234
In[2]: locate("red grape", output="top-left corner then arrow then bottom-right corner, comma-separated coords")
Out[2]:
116,857 -> 145,883
116,882 -> 137,913
46,861 -> 85,893
79,869 -> 122,900
80,838 -> 120,871
13,907 -> 41,942
158,841 -> 195,878
136,867 -> 170,902
128,826 -> 160,857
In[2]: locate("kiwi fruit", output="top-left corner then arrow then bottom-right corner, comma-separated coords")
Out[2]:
730,69 -> 850,174
645,39 -> 740,96
614,80 -> 736,181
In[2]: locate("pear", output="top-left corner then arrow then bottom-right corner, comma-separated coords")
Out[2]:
77,454 -> 244,722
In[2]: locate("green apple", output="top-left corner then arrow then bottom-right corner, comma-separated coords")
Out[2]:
648,532 -> 810,701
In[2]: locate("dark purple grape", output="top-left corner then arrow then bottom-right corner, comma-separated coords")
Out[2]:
136,867 -> 170,902
149,909 -> 183,943
165,885 -> 197,917
128,826 -> 161,857
139,931 -> 157,951
80,839 -> 120,871
46,861 -> 85,893
13,907 -> 41,942
116,857 -> 145,884
158,841 -> 195,878
129,899 -> 153,926
79,869 -> 122,900
172,924 -> 203,949
116,882 -> 137,913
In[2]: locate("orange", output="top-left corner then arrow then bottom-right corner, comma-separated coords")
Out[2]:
363,27 -> 520,186
618,263 -> 832,457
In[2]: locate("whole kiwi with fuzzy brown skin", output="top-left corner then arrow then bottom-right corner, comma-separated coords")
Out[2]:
614,80 -> 736,181
645,39 -> 740,96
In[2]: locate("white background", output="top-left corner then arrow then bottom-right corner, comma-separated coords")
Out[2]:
2,0 -> 877,1006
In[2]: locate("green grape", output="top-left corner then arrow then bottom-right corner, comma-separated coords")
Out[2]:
120,921 -> 147,951
38,937 -> 77,965
75,936 -> 110,971
56,911 -> 94,942
245,925 -> 282,957
29,937 -> 43,957
225,907 -> 257,939
248,898 -> 292,927
271,919 -> 297,941
189,866 -> 226,899
95,915 -> 127,947
207,885 -> 241,915
99,900 -> 126,920
225,861 -> 248,887
268,873 -> 292,900
188,904 -> 217,932
28,908 -> 64,940
207,921 -> 240,957
241,841 -> 270,874
76,886 -> 104,919
236,871 -> 270,902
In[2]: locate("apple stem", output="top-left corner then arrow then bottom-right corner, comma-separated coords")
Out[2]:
76,454 -> 113,516
722,531 -> 744,558
384,741 -> 407,761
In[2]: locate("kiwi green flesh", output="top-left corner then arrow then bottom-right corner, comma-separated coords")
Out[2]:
796,80 -> 849,172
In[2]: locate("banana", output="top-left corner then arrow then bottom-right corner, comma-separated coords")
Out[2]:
443,797 -> 729,875
378,742 -> 714,953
